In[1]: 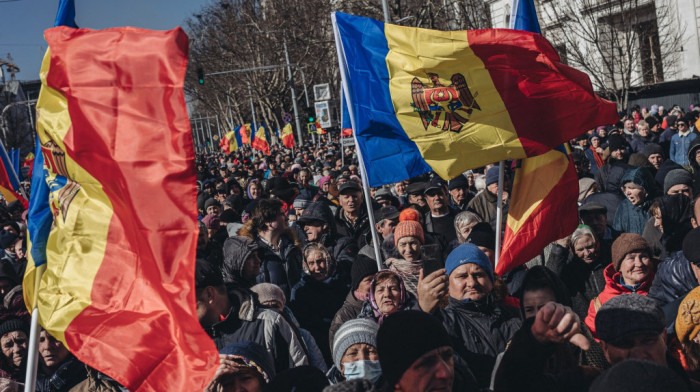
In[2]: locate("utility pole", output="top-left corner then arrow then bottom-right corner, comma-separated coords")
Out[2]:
248,84 -> 258,132
282,36 -> 304,147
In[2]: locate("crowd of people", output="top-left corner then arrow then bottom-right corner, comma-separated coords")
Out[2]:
0,103 -> 698,391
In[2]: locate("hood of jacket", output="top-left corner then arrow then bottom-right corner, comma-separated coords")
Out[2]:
602,262 -> 655,296
222,236 -> 260,287
620,167 -> 655,196
688,137 -> 700,168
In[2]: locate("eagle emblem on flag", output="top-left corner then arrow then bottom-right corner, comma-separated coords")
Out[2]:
411,73 -> 481,133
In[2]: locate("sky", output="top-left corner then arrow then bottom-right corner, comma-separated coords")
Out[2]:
0,0 -> 212,81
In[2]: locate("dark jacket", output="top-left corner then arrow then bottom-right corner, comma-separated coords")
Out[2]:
612,199 -> 651,235
630,132 -> 658,154
289,275 -> 348,365
424,207 -> 460,244
648,251 -> 698,305
494,319 -> 690,392
300,201 -> 359,285
546,245 -> 607,322
594,160 -> 631,195
329,291 -> 365,349
204,287 -> 309,373
581,192 -> 625,225
238,224 -> 303,300
36,356 -> 88,392
434,296 -> 522,388
334,206 -> 371,249
688,138 -> 700,195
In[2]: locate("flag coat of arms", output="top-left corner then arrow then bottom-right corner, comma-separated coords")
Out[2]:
24,26 -> 219,391
332,12 -> 618,187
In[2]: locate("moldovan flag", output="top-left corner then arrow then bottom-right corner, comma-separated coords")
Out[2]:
23,27 -> 218,391
220,129 -> 238,153
252,125 -> 271,155
332,12 -> 618,187
497,145 -> 579,274
0,140 -> 27,208
282,123 -> 295,148
496,0 -> 583,275
240,123 -> 251,144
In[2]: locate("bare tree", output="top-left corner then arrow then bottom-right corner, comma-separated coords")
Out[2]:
538,0 -> 684,110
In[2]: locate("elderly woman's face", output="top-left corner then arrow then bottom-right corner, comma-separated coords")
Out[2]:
375,277 -> 401,314
397,237 -> 421,262
1,330 -> 27,367
620,251 -> 653,286
448,263 -> 493,302
340,343 -> 379,373
457,223 -> 477,243
305,250 -> 329,281
573,235 -> 598,264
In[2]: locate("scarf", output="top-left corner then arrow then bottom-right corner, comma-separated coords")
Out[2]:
385,257 -> 422,296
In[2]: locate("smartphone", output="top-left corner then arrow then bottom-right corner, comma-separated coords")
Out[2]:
421,244 -> 444,276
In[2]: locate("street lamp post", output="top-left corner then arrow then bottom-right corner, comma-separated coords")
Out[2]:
282,36 -> 304,146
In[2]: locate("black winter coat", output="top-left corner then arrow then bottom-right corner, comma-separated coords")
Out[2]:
434,296 -> 522,388
289,275 -> 348,365
648,251 -> 698,305
546,245 -> 607,322
254,235 -> 303,300
36,356 -> 87,392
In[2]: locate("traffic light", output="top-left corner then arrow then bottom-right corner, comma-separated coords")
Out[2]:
305,107 -> 315,123
197,67 -> 204,84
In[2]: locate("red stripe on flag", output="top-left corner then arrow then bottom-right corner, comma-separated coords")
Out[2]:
466,29 -> 618,156
44,26 -> 218,391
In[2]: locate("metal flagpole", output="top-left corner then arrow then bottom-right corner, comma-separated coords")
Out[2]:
494,161 -> 505,269
332,13 -> 383,270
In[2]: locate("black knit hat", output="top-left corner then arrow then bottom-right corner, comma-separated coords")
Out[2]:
351,254 -> 379,290
684,228 -> 700,266
0,318 -> 28,338
377,310 -> 451,388
204,198 -> 221,211
466,222 -> 496,250
589,359 -> 688,392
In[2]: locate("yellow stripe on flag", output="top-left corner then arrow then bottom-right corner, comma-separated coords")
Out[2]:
385,24 -> 524,179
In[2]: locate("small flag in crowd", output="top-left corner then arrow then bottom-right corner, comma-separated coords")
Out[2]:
24,26 -> 218,391
240,123 -> 251,144
281,123 -> 295,148
332,12 -> 618,187
497,0 -> 584,275
220,129 -> 239,153
252,124 -> 271,155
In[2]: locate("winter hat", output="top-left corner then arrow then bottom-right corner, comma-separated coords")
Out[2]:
445,243 -> 494,281
377,310 -> 451,388
0,230 -> 17,250
643,143 -> 664,158
351,254 -> 379,290
607,134 -> 626,152
332,319 -> 380,369
448,175 -> 468,190
683,228 -> 700,265
645,115 -> 659,129
655,160 -> 683,188
393,220 -> 424,246
589,359 -> 688,392
318,176 -> 331,189
465,222 -> 495,251
219,341 -> 276,383
0,318 -> 28,338
595,294 -> 665,345
676,286 -> 700,344
251,283 -> 286,307
263,366 -> 329,392
292,195 -> 312,210
578,178 -> 597,202
219,209 -> 238,224
663,169 -> 693,194
204,198 -> 221,211
485,166 -> 499,186
398,208 -> 420,222
201,214 -> 220,230
611,233 -> 652,271
628,153 -> 648,168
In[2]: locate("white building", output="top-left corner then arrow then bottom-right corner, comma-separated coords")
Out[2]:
485,0 -> 700,90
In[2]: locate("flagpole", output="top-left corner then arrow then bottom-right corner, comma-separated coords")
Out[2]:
24,265 -> 43,392
333,13 -> 383,271
494,161 -> 504,269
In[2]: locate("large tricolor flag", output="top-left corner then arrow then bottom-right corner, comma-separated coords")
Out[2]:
332,12 -> 617,187
497,0 -> 595,274
24,26 -> 218,391
251,124 -> 271,155
281,123 -> 295,148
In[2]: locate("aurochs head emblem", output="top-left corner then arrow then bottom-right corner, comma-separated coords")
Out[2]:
410,73 -> 481,133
